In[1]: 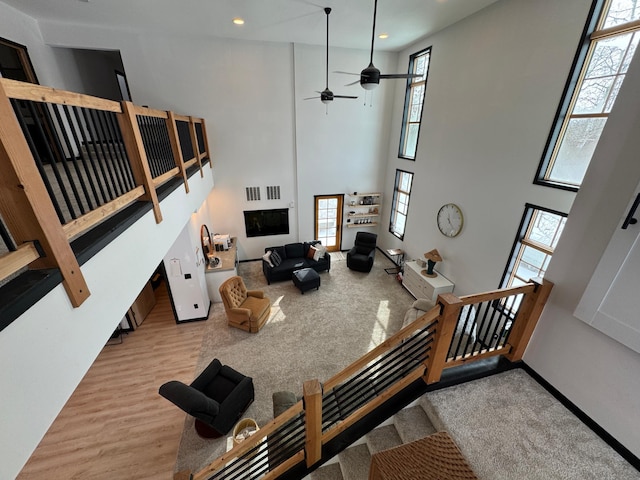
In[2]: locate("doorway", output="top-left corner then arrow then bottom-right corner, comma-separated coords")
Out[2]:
315,195 -> 343,252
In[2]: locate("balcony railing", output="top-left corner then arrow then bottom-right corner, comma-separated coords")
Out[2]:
183,278 -> 552,480
0,78 -> 211,320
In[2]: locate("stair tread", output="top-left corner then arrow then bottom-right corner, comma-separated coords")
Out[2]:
366,424 -> 403,455
338,444 -> 371,480
394,404 -> 436,444
308,462 -> 344,480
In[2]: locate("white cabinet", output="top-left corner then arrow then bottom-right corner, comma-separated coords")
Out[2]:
345,193 -> 381,228
402,260 -> 454,302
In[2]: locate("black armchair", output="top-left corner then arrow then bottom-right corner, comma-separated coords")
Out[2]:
159,358 -> 254,438
347,232 -> 378,272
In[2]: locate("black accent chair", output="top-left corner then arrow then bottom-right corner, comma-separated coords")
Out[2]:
159,358 -> 254,438
347,232 -> 378,273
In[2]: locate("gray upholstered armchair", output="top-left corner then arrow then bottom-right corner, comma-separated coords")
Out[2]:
159,358 -> 254,438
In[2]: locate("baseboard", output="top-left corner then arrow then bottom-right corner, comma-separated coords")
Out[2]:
522,363 -> 640,471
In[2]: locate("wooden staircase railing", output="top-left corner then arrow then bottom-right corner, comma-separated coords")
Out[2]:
183,278 -> 553,480
0,78 -> 212,309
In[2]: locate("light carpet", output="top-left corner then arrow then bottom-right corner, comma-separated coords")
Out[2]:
174,252 -> 415,473
422,369 -> 638,479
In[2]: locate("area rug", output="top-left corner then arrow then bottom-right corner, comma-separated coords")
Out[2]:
174,253 -> 414,474
422,369 -> 638,480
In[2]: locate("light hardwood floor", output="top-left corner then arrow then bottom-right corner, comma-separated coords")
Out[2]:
17,282 -> 207,480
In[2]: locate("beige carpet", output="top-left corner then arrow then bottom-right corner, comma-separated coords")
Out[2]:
422,369 -> 639,480
174,251 -> 415,474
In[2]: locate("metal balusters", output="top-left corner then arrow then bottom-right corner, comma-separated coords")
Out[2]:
177,120 -> 195,161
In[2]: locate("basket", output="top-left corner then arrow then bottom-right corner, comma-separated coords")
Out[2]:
232,418 -> 259,447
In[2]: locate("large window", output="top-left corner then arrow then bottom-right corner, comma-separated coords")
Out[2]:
389,170 -> 413,240
500,204 -> 567,290
398,48 -> 431,160
536,0 -> 640,190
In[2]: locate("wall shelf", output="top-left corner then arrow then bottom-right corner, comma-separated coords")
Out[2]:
345,192 -> 381,227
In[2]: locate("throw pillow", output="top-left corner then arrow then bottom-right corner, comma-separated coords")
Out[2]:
270,249 -> 282,267
307,246 -> 317,259
313,245 -> 326,262
262,250 -> 273,267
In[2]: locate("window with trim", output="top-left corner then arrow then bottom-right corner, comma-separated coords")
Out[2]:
389,170 -> 413,240
398,47 -> 431,160
500,204 -> 567,292
536,0 -> 640,190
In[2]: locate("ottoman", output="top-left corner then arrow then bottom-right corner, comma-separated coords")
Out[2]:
292,268 -> 320,294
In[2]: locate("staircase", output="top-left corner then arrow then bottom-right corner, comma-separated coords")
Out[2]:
306,397 -> 437,480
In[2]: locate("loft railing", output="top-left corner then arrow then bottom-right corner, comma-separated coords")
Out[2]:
184,278 -> 553,480
0,78 -> 212,309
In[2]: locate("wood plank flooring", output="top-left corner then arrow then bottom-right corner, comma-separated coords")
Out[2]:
17,282 -> 207,480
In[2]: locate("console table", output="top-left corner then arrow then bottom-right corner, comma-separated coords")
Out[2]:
205,237 -> 238,302
402,260 -> 454,302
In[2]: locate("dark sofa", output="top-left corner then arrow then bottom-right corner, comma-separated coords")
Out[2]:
262,241 -> 331,284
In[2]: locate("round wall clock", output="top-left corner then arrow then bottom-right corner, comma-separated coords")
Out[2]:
437,203 -> 464,237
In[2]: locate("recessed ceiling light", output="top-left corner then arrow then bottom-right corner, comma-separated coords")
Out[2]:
233,17 -> 245,25
378,33 -> 389,39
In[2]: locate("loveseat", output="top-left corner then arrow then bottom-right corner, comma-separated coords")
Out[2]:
262,241 -> 330,284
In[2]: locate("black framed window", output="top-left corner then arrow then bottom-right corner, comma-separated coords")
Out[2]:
398,48 -> 431,160
535,0 -> 639,191
500,204 -> 567,293
389,170 -> 413,240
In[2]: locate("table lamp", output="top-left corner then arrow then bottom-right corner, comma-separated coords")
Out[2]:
422,249 -> 442,278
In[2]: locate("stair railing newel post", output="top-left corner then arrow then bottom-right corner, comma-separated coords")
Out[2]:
424,293 -> 463,384
189,116 -> 204,178
0,78 -> 90,307
505,277 -> 554,362
117,101 -> 163,223
166,111 -> 190,193
303,379 -> 323,467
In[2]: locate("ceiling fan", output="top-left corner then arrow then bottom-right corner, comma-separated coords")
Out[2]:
304,7 -> 358,105
337,0 -> 421,90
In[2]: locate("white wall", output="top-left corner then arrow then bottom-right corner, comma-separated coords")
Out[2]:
525,44 -> 640,457
379,0 -> 590,296
293,43 -> 395,250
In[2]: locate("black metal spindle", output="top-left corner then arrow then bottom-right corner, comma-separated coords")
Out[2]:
97,111 -> 128,196
137,117 -> 157,177
105,112 -> 136,189
52,104 -> 89,216
74,106 -> 108,205
152,117 -> 170,174
91,109 -> 121,197
64,106 -> 98,210
83,108 -> 115,201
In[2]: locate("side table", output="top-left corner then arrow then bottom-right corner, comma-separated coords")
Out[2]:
384,248 -> 405,274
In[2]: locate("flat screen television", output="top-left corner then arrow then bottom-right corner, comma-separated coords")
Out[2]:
244,208 -> 290,237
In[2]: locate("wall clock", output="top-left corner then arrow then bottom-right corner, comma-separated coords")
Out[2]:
437,203 -> 463,237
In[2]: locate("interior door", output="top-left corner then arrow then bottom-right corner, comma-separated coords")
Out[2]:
575,180 -> 640,353
315,195 -> 343,252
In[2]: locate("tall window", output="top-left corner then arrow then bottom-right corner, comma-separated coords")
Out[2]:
536,0 -> 640,190
398,48 -> 431,160
389,170 -> 413,240
500,204 -> 567,290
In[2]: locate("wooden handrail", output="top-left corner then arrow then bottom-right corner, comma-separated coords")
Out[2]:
192,401 -> 304,480
0,242 -> 41,283
131,104 -> 169,118
458,283 -> 534,305
61,186 -> 145,240
152,167 -> 181,187
324,306 -> 439,390
0,78 -> 122,112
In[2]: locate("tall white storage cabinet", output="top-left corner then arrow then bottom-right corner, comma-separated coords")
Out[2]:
163,224 -> 211,322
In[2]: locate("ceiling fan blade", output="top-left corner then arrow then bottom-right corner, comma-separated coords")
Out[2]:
380,73 -> 422,79
334,95 -> 358,99
304,96 -> 320,100
334,71 -> 361,76
345,79 -> 362,86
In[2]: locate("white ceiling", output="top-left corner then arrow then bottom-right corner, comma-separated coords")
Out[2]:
0,0 -> 500,52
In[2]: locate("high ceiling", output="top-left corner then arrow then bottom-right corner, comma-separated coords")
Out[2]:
1,0 -> 500,51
